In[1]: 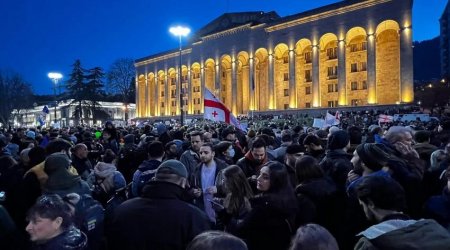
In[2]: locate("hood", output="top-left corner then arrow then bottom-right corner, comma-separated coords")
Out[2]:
138,159 -> 162,171
123,134 -> 135,144
94,162 -> 117,179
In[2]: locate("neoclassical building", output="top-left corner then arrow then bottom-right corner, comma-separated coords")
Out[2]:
135,0 -> 413,118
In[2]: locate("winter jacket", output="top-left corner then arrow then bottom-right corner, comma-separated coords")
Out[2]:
107,181 -> 210,250
355,218 -> 450,250
131,159 -> 162,197
424,187 -> 450,230
319,149 -> 353,192
180,149 -> 201,179
31,226 -> 88,250
236,151 -> 269,178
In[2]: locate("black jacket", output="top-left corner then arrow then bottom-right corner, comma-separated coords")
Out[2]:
31,226 -> 87,250
107,181 -> 210,250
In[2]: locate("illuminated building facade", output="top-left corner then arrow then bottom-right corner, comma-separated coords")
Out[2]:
135,0 -> 413,118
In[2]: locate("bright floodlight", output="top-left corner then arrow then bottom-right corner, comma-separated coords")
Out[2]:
169,26 -> 191,37
48,72 -> 63,80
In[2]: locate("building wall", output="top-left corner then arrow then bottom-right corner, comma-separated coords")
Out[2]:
135,0 -> 413,118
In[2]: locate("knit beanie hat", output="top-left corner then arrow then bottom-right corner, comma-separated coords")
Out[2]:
157,160 -> 188,178
44,153 -> 80,191
327,130 -> 349,150
356,143 -> 390,171
26,131 -> 36,140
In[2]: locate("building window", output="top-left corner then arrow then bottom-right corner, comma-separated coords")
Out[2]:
362,80 -> 367,90
327,47 -> 337,59
334,84 -> 338,92
328,101 -> 335,107
305,102 -> 311,108
351,63 -> 358,72
222,72 -> 226,78
161,102 -> 164,108
360,62 -> 367,71
351,99 -> 358,106
171,78 -> 176,85
305,70 -> 312,82
350,44 -> 358,52
283,73 -> 289,81
161,91 -> 164,97
361,42 -> 367,51
284,104 -> 289,110
327,66 -> 338,79
160,80 -> 164,85
328,84 -> 334,93
283,56 -> 289,64
351,81 -> 358,90
284,89 -> 289,96
198,98 -> 201,104
304,52 -> 312,63
305,86 -> 311,95
171,101 -> 176,107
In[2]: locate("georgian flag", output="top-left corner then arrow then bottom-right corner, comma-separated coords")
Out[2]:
378,114 -> 394,123
204,88 -> 243,130
37,106 -> 50,126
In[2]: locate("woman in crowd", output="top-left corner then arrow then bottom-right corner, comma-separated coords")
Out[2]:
215,141 -> 235,165
215,165 -> 253,230
26,194 -> 87,250
289,224 -> 339,250
187,231 -> 247,250
230,161 -> 297,250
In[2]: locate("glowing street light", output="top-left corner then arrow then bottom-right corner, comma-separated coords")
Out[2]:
169,25 -> 190,125
48,72 -> 63,125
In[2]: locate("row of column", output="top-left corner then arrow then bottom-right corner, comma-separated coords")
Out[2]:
136,29 -> 412,117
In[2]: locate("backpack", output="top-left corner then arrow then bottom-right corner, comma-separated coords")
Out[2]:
92,177 -> 111,207
70,194 -> 105,250
134,167 -> 158,197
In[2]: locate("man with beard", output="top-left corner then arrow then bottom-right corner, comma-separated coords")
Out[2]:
190,143 -> 227,225
71,143 -> 92,181
180,131 -> 204,180
303,134 -> 325,162
354,175 -> 450,249
236,138 -> 268,190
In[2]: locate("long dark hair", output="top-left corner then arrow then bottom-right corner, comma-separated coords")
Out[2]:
222,165 -> 253,215
261,161 -> 297,212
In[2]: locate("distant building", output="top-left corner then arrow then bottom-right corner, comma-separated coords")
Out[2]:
441,0 -> 450,80
11,99 -> 135,128
135,0 -> 413,119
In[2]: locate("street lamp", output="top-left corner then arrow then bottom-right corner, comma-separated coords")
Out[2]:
169,25 -> 190,126
48,72 -> 63,125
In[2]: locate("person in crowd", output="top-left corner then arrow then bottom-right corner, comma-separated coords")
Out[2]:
191,143 -> 228,224
230,161 -> 297,250
131,141 -> 164,197
71,143 -> 92,181
274,133 -> 293,163
101,130 -> 119,155
413,130 -> 437,168
294,156 -> 339,235
180,131 -> 204,179
165,141 -> 180,160
424,165 -> 450,230
303,134 -> 325,161
289,224 -> 339,250
91,149 -> 126,205
116,133 -> 138,183
319,130 -> 353,192
215,141 -> 235,165
43,153 -> 91,197
284,144 -> 304,187
365,125 -> 382,143
26,194 -> 87,250
379,126 -> 425,218
187,231 -> 248,250
4,132 -> 19,160
354,175 -> 450,249
107,160 -> 210,250
347,126 -> 362,154
215,165 -> 253,231
222,128 -> 244,163
236,138 -> 269,180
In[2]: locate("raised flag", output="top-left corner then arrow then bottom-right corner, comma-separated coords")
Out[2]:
37,106 -> 49,126
325,111 -> 340,127
204,88 -> 243,130
378,114 -> 394,123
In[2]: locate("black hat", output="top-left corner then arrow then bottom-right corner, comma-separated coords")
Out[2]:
327,130 -> 349,150
356,143 -> 390,171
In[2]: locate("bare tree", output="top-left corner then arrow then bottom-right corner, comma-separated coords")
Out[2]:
0,70 -> 34,127
106,58 -> 135,103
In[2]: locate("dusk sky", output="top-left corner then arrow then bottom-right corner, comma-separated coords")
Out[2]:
0,0 -> 447,95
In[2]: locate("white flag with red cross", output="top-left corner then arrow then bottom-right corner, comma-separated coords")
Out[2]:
204,88 -> 242,130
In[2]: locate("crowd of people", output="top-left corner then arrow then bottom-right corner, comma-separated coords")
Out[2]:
1,111 -> 450,249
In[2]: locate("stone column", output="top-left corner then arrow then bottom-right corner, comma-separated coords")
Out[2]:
135,74 -> 139,117
144,74 -> 149,117
215,63 -> 220,92
289,49 -> 296,108
249,58 -> 255,111
312,45 -> 320,107
367,34 -> 377,104
400,27 -> 414,103
268,54 -> 275,109
231,59 -> 237,115
337,40 -> 347,106
154,75 -> 159,116
187,68 -> 192,114
165,74 -> 169,116
201,66 -> 205,113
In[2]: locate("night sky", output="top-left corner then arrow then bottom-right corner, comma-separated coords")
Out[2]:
0,0 -> 447,95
